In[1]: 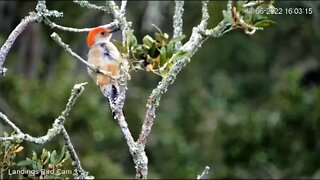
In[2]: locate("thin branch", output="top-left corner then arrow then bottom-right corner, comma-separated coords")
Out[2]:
0,82 -> 87,143
0,112 -> 22,135
50,32 -> 117,79
120,0 -> 128,15
36,0 -> 63,18
0,13 -> 40,76
105,0 -> 132,44
61,127 -> 90,179
197,166 -> 210,180
112,108 -> 135,150
173,1 -> 184,49
44,17 -> 117,33
137,1 -> 229,150
199,1 -> 209,30
73,0 -> 109,12
243,0 -> 264,8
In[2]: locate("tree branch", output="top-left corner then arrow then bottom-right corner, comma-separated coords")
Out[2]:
73,0 -> 109,12
120,0 -> 128,15
44,17 -> 117,33
197,166 -> 210,180
61,127 -> 90,179
50,32 -> 117,79
173,1 -> 184,49
0,13 -> 40,76
0,112 -> 23,135
137,0 -> 236,155
0,82 -> 87,143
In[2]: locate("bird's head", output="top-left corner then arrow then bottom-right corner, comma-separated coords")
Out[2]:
87,26 -> 120,47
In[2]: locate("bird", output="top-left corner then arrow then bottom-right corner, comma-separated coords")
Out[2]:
86,26 -> 121,109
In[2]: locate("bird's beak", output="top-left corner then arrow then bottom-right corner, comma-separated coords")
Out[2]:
109,27 -> 120,33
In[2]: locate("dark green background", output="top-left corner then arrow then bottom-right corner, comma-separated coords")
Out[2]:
0,1 -> 320,179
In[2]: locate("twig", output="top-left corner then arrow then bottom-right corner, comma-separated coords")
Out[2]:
0,112 -> 22,135
173,1 -> 184,49
73,0 -> 109,12
0,82 -> 87,143
105,0 -> 132,44
35,0 -> 63,18
197,166 -> 210,180
44,17 -> 117,33
0,13 -> 40,76
50,32 -> 116,79
120,0 -> 128,15
199,1 -> 209,30
243,0 -> 264,8
61,127 -> 90,179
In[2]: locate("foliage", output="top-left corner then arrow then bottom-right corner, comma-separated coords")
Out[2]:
16,146 -> 71,179
0,132 -> 24,178
0,0 -> 320,179
113,29 -> 188,77
0,131 -> 71,179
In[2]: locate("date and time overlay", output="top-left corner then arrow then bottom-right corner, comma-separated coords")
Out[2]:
245,7 -> 313,15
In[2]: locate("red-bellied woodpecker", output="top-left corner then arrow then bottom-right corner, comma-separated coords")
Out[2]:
87,26 -> 121,109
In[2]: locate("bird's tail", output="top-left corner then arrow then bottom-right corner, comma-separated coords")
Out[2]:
100,84 -> 118,119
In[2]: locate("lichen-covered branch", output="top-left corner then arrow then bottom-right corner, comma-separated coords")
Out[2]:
0,83 -> 88,178
75,1 -> 148,178
173,1 -> 184,49
0,0 -> 269,179
44,17 -> 117,33
35,0 -> 63,18
105,1 -> 132,44
50,32 -> 117,79
0,82 -> 87,144
197,166 -> 210,180
199,1 -> 209,30
0,112 -> 22,135
137,0 -> 214,149
73,0 -> 109,12
120,0 -> 128,15
0,13 -> 40,76
61,127 -> 90,179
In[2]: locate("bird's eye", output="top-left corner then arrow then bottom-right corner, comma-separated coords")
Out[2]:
100,32 -> 105,35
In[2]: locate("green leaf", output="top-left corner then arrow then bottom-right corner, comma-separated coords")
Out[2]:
148,44 -> 159,58
37,160 -> 42,170
16,159 -> 33,166
236,0 -> 246,11
3,132 -> 8,137
32,162 -> 37,170
160,63 -> 172,77
166,41 -> 174,59
43,151 -> 50,164
155,32 -> 169,45
50,150 -> 57,164
126,31 -> 137,49
254,19 -> 276,28
170,50 -> 190,64
159,46 -> 167,66
142,35 -> 154,48
170,35 -> 186,44
112,40 -> 127,54
41,148 -> 48,162
61,151 -> 70,163
252,14 -> 268,23
222,10 -> 232,23
58,146 -> 66,163
132,45 -> 149,60
32,151 -> 37,160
